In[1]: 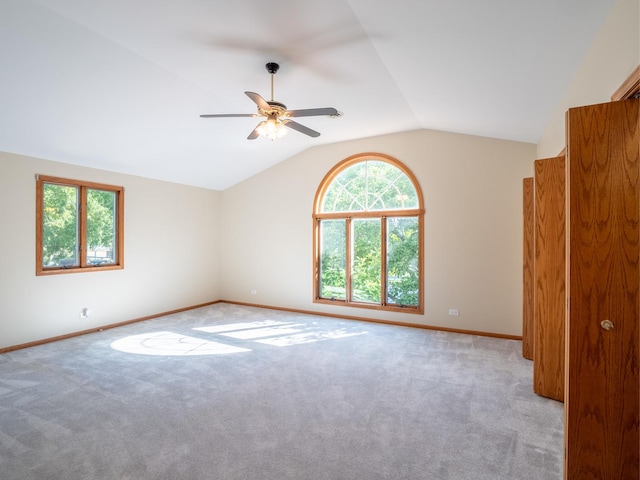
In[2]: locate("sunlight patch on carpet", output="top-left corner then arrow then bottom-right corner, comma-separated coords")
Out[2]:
256,329 -> 367,347
217,324 -> 307,340
194,320 -> 292,333
110,331 -> 251,356
195,320 -> 368,346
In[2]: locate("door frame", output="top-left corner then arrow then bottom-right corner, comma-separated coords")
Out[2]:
612,64 -> 640,100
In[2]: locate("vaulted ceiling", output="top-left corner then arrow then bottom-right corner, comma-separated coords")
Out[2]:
0,0 -> 616,189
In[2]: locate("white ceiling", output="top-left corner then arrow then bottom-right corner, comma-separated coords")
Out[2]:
0,0 -> 616,190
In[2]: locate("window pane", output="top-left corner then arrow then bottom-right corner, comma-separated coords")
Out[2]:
352,218 -> 381,303
386,217 -> 419,306
319,219 -> 346,300
322,162 -> 368,212
321,160 -> 418,213
364,161 -> 418,211
87,189 -> 117,265
42,184 -> 78,267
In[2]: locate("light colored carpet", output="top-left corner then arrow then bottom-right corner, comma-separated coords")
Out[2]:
0,303 -> 563,479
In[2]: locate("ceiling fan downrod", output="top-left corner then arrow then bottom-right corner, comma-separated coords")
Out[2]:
265,62 -> 279,101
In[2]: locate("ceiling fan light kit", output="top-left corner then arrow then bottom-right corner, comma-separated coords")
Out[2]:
255,117 -> 288,140
200,62 -> 340,140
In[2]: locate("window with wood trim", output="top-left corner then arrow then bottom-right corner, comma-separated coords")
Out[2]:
36,175 -> 124,275
313,153 -> 424,313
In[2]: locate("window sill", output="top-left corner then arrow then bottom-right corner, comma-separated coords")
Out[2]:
314,297 -> 423,315
36,264 -> 124,276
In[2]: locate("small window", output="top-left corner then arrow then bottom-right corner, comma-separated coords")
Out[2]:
36,175 -> 124,275
313,154 -> 424,313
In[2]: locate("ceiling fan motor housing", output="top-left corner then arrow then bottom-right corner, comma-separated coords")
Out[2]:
266,100 -> 287,111
266,62 -> 280,74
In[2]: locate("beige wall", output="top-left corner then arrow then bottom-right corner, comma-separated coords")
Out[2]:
0,151 -> 221,349
537,0 -> 640,157
219,130 -> 535,337
1,2 -> 633,348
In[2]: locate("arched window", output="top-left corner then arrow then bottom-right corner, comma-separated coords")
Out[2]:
313,153 -> 424,313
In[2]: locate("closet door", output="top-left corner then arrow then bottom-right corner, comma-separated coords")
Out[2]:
522,177 -> 534,360
533,157 -> 565,401
565,98 -> 639,479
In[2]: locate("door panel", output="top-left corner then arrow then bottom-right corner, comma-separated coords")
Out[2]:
565,98 -> 639,479
533,157 -> 566,401
523,177 -> 534,360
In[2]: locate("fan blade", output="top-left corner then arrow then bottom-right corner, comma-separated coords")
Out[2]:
200,113 -> 258,118
247,124 -> 261,140
286,107 -> 338,118
283,120 -> 321,138
245,91 -> 271,111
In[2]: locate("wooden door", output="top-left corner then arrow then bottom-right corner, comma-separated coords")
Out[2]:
533,157 -> 566,401
565,98 -> 639,479
522,177 -> 534,360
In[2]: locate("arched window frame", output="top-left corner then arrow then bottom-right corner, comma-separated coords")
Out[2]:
312,153 -> 424,314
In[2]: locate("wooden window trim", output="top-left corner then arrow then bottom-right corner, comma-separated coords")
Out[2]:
313,152 -> 425,214
312,153 -> 424,314
36,174 -> 124,276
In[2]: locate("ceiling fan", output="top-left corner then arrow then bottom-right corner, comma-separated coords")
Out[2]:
200,62 -> 341,140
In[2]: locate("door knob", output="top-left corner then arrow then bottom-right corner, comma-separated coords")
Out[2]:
600,319 -> 614,331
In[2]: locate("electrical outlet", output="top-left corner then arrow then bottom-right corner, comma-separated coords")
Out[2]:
448,309 -> 460,317
250,289 -> 257,295
80,308 -> 92,319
